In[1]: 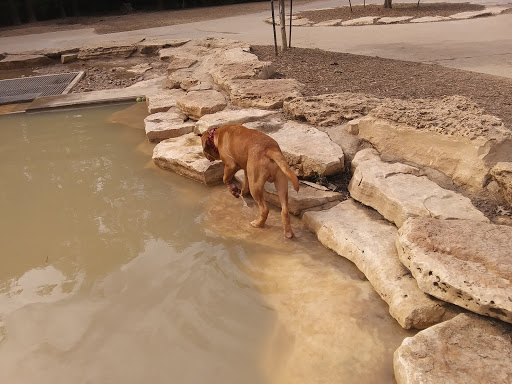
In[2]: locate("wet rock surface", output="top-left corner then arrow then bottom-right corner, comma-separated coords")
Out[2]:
394,313 -> 512,384
303,200 -> 445,329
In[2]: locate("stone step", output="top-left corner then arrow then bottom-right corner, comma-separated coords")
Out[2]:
144,109 -> 195,142
303,199 -> 445,329
152,133 -> 224,185
145,89 -> 186,114
234,170 -> 343,216
195,108 -> 279,135
176,89 -> 227,120
397,217 -> 512,324
394,313 -> 512,384
348,148 -> 488,227
350,95 -> 512,191
261,121 -> 345,178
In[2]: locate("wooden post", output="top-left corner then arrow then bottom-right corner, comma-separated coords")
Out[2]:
278,0 -> 287,51
289,0 -> 293,48
270,0 -> 278,55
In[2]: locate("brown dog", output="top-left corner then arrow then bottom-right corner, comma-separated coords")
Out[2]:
201,124 -> 299,238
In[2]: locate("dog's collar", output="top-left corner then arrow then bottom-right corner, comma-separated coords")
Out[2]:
208,128 -> 219,154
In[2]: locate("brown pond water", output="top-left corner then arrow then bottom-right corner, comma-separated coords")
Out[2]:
0,104 -> 413,384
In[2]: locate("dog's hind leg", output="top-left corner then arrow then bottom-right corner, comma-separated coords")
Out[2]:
274,173 -> 294,238
248,173 -> 269,228
241,169 -> 250,196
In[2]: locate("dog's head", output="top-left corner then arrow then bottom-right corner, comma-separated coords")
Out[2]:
199,128 -> 220,162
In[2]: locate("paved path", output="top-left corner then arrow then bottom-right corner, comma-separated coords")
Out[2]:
1,0 -> 511,78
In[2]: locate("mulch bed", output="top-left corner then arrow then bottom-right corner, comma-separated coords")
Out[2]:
296,2 -> 485,23
252,45 -> 512,129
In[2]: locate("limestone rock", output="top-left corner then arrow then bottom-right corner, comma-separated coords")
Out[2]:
303,200 -> 445,329
137,38 -> 189,54
60,53 -> 78,64
228,79 -> 303,109
210,61 -> 275,91
394,313 -> 512,384
176,90 -> 227,120
235,171 -> 343,216
127,63 -> 152,74
195,108 -> 279,134
410,16 -> 451,23
348,149 -> 489,227
166,68 -> 214,91
397,217 -> 512,323
146,89 -> 186,113
152,133 -> 224,185
167,57 -> 198,74
314,19 -> 342,26
341,16 -> 378,26
353,96 -> 512,190
144,109 -> 195,142
450,10 -> 492,20
283,93 -> 382,127
491,162 -> 512,206
267,121 -> 344,177
0,54 -> 53,70
377,16 -> 413,24
77,40 -> 138,60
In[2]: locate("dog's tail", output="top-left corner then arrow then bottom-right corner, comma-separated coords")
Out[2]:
266,148 -> 299,192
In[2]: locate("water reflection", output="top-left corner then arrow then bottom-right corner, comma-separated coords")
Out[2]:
0,104 -> 412,384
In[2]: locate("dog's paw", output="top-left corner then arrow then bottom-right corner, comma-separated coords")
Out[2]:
229,183 -> 241,198
250,220 -> 265,228
284,231 -> 294,239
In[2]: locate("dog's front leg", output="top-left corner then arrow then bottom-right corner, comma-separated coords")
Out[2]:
222,161 -> 241,198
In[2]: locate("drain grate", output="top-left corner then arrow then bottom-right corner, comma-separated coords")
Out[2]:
0,72 -> 84,105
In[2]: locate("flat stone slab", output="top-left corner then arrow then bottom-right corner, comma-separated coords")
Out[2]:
410,16 -> 451,23
353,95 -> 512,190
235,170 -> 343,216
166,68 -> 214,91
268,121 -> 344,178
146,89 -> 186,113
283,93 -> 382,127
377,16 -> 413,24
491,162 -> 512,207
394,313 -> 512,384
397,217 -> 512,323
314,19 -> 342,26
210,61 -> 275,91
195,108 -> 279,134
167,57 -> 198,74
303,200 -> 445,329
127,63 -> 152,74
348,149 -> 488,227
137,38 -> 189,54
176,89 -> 227,120
341,16 -> 377,26
0,54 -> 52,70
77,40 -> 139,60
144,109 -> 195,142
450,10 -> 493,20
228,79 -> 303,109
152,133 -> 224,185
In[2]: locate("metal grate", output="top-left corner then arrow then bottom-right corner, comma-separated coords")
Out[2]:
0,72 -> 83,105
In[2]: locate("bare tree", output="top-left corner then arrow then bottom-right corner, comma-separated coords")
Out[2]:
384,0 -> 392,8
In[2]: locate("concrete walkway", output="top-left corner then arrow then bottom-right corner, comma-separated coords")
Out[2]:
1,0 -> 511,78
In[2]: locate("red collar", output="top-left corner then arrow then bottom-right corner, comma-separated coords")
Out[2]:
208,128 -> 219,154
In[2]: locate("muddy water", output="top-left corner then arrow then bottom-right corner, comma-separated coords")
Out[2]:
0,104 -> 413,384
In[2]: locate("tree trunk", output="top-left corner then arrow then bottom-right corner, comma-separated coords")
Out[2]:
384,0 -> 392,9
278,0 -> 287,51
24,0 -> 37,22
8,0 -> 21,25
157,0 -> 164,10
